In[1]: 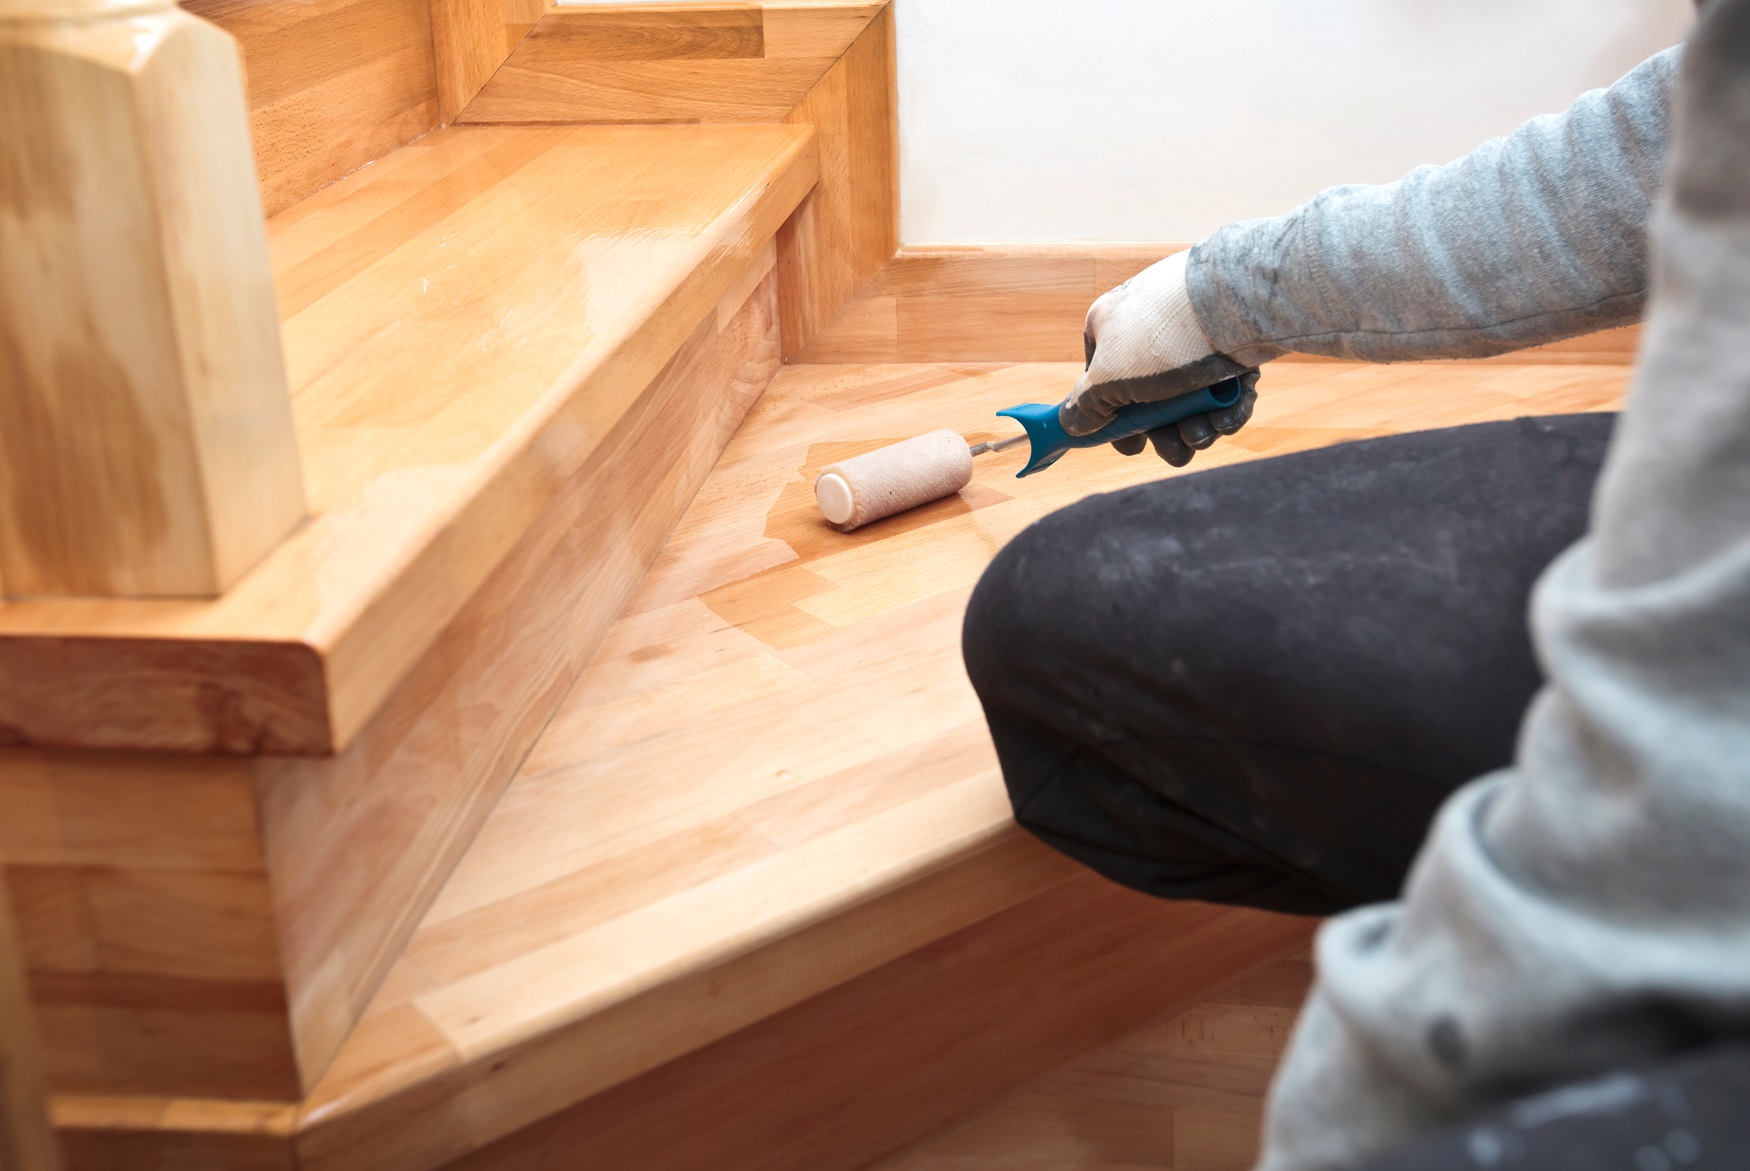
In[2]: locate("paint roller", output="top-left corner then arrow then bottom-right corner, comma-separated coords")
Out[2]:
815,379 -> 1245,532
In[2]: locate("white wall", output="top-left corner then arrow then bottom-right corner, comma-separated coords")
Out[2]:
897,0 -> 1692,244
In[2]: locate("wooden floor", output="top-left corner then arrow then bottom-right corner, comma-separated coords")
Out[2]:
289,358 -> 1628,1169
873,954 -> 1314,1171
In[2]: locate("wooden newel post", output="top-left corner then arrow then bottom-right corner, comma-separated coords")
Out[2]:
0,0 -> 305,599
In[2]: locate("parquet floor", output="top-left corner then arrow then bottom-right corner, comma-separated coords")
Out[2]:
305,358 -> 1630,1162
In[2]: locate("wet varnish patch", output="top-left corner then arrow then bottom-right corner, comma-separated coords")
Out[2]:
700,438 -> 1013,649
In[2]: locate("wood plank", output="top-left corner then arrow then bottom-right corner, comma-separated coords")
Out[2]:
776,3 -> 897,357
260,247 -> 787,1096
439,877 -> 1312,1171
872,956 -> 1316,1171
55,1096 -> 294,1171
800,246 -> 1644,366
182,0 -> 439,215
0,123 -> 819,756
517,7 -> 765,60
1,754 -> 299,1101
460,2 -> 882,123
0,866 -> 61,1171
453,2 -> 896,358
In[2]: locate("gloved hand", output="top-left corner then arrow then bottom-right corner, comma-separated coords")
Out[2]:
1063,250 -> 1260,467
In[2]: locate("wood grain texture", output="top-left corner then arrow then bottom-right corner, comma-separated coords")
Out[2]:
299,360 -> 1625,1171
0,0 -> 306,598
874,955 -> 1316,1171
4,248 -> 789,1107
459,1 -> 883,123
55,1096 -> 294,1171
0,871 -> 61,1171
452,1 -> 897,360
776,3 -> 897,357
0,122 -> 818,756
50,358 -> 1630,1166
181,0 -> 439,215
426,0 -> 545,124
260,248 -> 787,1100
799,246 -> 1645,366
438,880 -> 1312,1171
1,750 -> 301,1100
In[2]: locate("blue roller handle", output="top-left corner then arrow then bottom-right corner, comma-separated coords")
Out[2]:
996,378 -> 1244,478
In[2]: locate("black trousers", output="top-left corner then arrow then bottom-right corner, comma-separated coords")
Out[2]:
963,414 -> 1616,917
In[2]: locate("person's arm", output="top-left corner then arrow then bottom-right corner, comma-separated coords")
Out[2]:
1190,48 -> 1677,367
1254,12 -> 1750,1170
1068,48 -> 1679,461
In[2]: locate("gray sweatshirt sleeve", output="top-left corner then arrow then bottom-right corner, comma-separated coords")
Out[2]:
1253,11 -> 1750,1171
1186,48 -> 1679,367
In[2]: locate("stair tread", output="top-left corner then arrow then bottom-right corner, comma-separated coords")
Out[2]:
0,122 -> 818,755
285,358 -> 1632,1170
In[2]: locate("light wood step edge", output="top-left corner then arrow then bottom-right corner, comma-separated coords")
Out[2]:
0,123 -> 820,757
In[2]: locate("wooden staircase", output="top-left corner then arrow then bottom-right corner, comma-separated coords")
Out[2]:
0,3 -> 1635,1169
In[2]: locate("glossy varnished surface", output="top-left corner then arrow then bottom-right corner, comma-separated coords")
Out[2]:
463,1 -> 883,123
276,359 -> 1626,1169
0,122 -> 818,754
448,0 -> 900,362
8,239 -> 794,1111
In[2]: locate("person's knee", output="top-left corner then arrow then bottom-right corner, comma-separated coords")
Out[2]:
962,525 -> 1031,705
963,501 -> 1097,712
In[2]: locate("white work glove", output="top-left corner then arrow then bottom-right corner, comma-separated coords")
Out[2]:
1062,250 -> 1259,468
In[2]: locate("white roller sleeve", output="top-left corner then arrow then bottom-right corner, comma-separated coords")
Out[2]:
814,429 -> 975,532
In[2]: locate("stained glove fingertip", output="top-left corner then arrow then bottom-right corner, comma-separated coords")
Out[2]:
1178,415 -> 1218,450
1149,428 -> 1195,468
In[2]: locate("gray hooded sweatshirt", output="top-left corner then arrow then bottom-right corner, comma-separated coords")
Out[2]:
1183,16 -> 1750,1169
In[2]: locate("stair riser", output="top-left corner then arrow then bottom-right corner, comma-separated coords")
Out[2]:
439,872 -> 1313,1171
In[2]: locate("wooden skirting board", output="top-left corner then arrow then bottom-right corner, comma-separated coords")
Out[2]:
799,245 -> 1644,366
47,357 -> 1630,1168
